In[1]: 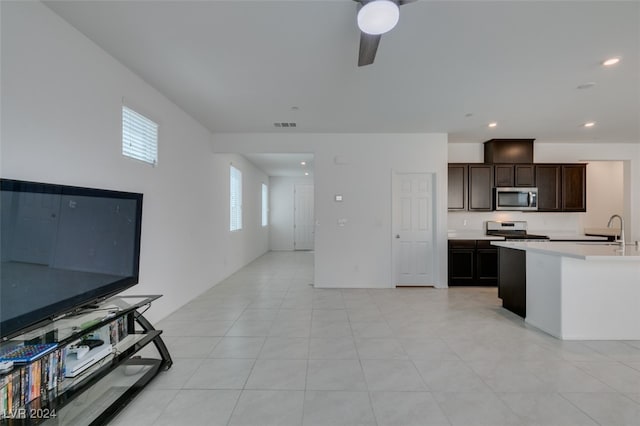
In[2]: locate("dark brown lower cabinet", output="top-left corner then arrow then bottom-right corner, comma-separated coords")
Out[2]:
476,241 -> 498,284
449,241 -> 475,285
498,247 -> 526,317
449,240 -> 498,286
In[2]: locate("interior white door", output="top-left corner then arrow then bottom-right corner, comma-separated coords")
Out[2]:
392,172 -> 435,286
294,184 -> 314,250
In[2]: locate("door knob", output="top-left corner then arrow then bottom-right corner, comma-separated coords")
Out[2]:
395,234 -> 400,239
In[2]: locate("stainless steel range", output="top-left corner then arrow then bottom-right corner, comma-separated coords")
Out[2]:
485,221 -> 549,241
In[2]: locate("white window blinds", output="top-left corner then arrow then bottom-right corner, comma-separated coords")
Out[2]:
122,105 -> 158,165
230,166 -> 242,231
261,183 -> 268,227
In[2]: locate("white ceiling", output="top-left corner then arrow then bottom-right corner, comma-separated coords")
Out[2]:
244,153 -> 314,177
45,0 -> 639,143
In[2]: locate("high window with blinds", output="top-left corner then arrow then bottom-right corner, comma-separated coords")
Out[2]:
261,183 -> 268,227
230,166 -> 242,231
122,105 -> 158,165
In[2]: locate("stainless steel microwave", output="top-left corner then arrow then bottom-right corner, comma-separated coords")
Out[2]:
494,187 -> 538,211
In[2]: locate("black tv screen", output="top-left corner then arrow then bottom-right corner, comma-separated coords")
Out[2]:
1,179 -> 143,340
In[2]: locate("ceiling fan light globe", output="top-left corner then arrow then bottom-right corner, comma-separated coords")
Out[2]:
357,0 -> 400,35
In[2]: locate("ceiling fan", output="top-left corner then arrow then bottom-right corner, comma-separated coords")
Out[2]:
354,0 -> 415,66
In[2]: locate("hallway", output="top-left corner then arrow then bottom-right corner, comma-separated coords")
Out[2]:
113,251 -> 640,425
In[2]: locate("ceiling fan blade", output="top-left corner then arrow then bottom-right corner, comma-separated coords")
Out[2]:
358,32 -> 381,67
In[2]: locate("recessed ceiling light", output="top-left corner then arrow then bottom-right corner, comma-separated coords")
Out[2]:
300,161 -> 306,166
584,122 -> 596,128
602,57 -> 620,66
488,122 -> 497,128
304,172 -> 309,176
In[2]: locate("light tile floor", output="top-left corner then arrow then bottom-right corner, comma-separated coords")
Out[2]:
112,251 -> 640,426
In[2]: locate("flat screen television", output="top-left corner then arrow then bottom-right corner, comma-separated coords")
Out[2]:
1,179 -> 143,340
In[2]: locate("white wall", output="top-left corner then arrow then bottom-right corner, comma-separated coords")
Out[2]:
448,211 -> 583,234
213,133 -> 449,288
269,175 -> 314,251
448,142 -> 640,241
0,2 -> 268,323
211,154 -> 270,276
584,161 -> 624,229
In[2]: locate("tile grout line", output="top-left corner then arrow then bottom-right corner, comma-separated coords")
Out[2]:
557,392 -> 607,426
115,252 -> 640,425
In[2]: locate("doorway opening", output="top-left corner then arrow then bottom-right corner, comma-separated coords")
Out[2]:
243,153 -> 315,252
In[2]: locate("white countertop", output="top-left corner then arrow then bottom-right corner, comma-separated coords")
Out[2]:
447,231 -> 504,240
491,241 -> 640,261
545,233 -> 608,241
584,227 -> 621,237
447,231 -> 607,242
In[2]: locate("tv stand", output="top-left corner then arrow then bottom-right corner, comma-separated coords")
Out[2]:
0,295 -> 172,425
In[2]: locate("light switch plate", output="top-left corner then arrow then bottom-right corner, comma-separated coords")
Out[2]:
335,194 -> 343,202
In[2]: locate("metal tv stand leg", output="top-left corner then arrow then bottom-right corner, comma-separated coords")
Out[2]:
134,311 -> 173,370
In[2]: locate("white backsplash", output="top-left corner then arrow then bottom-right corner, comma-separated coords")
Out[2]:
448,211 -> 584,234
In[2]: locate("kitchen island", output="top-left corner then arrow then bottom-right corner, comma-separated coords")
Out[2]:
492,241 -> 640,340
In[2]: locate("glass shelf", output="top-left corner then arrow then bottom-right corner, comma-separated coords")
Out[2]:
0,295 -> 171,425
42,359 -> 161,426
0,296 -> 160,351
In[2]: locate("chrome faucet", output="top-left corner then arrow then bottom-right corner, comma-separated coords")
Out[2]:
607,214 -> 625,247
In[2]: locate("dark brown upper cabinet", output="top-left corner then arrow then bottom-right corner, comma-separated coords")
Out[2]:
494,165 -> 514,187
514,165 -> 536,187
449,161 -> 585,213
494,164 -> 536,187
484,139 -> 534,163
448,164 -> 468,211
562,164 -> 586,211
448,163 -> 494,211
468,164 -> 494,211
535,164 -> 586,212
535,164 -> 562,211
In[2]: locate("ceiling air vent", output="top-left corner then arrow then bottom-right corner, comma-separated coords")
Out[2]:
273,122 -> 297,128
